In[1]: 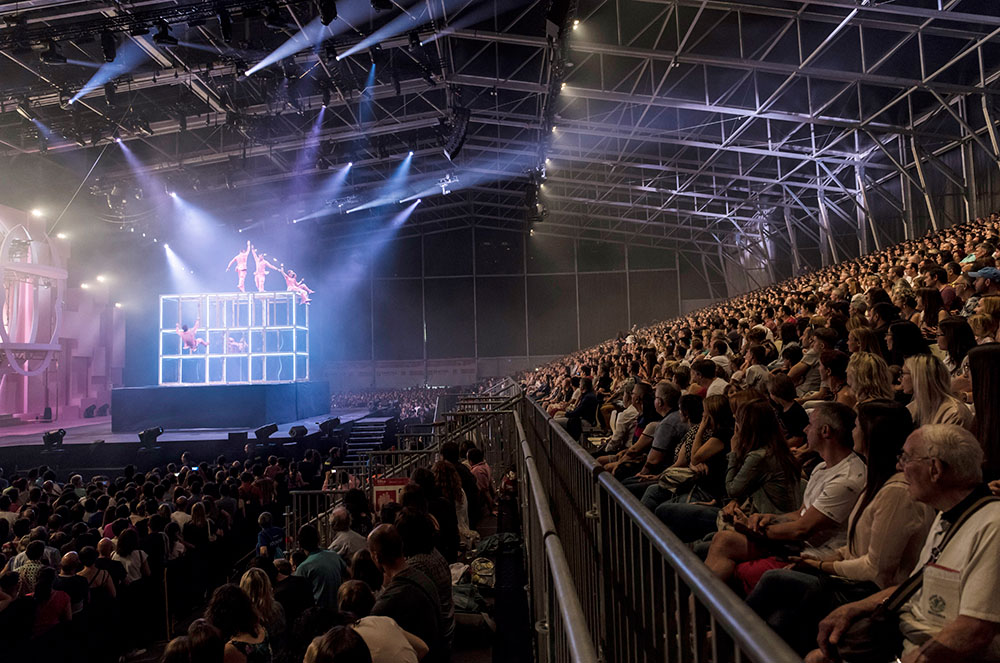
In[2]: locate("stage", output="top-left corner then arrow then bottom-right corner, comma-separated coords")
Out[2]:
0,407 -> 370,475
111,380 -> 331,431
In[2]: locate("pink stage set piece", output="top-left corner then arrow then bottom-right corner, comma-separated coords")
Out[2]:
0,205 -> 123,422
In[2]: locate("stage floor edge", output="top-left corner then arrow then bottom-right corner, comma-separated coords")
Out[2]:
111,381 -> 330,432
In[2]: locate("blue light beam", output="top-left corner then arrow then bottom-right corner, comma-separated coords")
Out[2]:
69,40 -> 151,104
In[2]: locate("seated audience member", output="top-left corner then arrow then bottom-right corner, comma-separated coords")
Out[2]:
936,316 -> 977,379
240,568 -> 286,649
704,402 -> 865,592
304,625 -> 372,663
691,359 -> 729,398
653,398 -> 800,543
367,524 -> 443,662
394,508 -> 455,652
748,400 -> 933,654
273,558 -> 315,628
595,382 -> 638,455
205,583 -> 272,663
901,355 -> 973,429
295,524 -> 349,609
767,375 -> 809,448
620,381 -> 688,490
788,328 -> 838,397
53,551 -> 88,615
809,425 -> 1000,663
555,377 -> 600,441
328,507 -> 368,561
846,351 -> 895,406
28,566 -> 71,638
338,580 -> 428,663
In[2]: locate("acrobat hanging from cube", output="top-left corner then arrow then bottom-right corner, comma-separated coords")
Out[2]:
176,302 -> 209,353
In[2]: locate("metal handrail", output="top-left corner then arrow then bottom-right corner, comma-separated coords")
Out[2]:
517,412 -> 600,663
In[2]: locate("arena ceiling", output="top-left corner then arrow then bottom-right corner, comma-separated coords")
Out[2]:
3,0 -> 1000,265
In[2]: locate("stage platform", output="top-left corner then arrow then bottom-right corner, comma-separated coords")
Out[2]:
0,408 -> 371,475
111,380 -> 330,432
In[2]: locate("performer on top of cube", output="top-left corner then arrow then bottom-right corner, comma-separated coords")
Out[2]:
226,240 -> 252,292
251,245 -> 279,292
280,268 -> 314,304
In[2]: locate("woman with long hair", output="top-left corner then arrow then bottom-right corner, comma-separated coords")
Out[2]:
846,327 -> 883,357
968,313 -> 998,345
937,316 -> 977,378
432,460 -> 475,548
240,568 -> 286,648
746,400 -> 933,655
29,566 -> 72,638
649,398 -> 799,543
914,287 -> 947,339
901,354 -> 973,429
846,352 -> 894,404
204,583 -> 272,663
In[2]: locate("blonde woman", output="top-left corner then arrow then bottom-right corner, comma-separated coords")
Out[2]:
846,327 -> 883,357
239,568 -> 286,647
900,355 -> 973,429
976,296 -> 1000,340
968,313 -> 998,344
846,352 -> 894,405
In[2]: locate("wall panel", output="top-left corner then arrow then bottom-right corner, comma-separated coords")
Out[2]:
372,279 -> 423,360
578,272 -> 628,347
476,276 -> 526,356
527,274 -> 578,356
424,278 -> 476,358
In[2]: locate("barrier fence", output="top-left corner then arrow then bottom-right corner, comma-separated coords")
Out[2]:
286,378 -> 800,663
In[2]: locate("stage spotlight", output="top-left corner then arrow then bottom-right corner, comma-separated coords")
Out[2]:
97,403 -> 110,416
84,404 -> 97,418
264,4 -> 288,29
255,423 -> 279,440
56,232 -> 67,239
138,426 -> 163,448
371,0 -> 392,10
40,40 -> 67,65
319,0 -> 337,25
100,30 -> 117,62
288,425 -> 308,438
42,428 -> 66,449
104,82 -> 117,107
318,418 -> 341,437
218,7 -> 233,42
31,208 -> 43,218
15,101 -> 36,122
153,21 -> 178,45
408,30 -> 420,51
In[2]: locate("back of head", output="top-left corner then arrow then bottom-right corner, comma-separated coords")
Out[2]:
304,626 -> 372,663
297,524 -> 321,552
348,549 -> 383,593
337,579 -> 375,618
692,359 -> 716,381
204,583 -> 259,640
395,507 -> 435,557
367,524 -> 403,568
161,636 -> 192,663
767,373 -> 797,402
439,441 -> 460,464
187,618 -> 223,663
812,401 -> 857,448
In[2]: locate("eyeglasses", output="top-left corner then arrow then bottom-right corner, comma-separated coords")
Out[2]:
897,451 -> 933,465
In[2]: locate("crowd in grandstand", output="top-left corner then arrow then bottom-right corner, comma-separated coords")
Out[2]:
0,437 -> 500,663
524,216 -> 1000,661
330,388 -> 440,423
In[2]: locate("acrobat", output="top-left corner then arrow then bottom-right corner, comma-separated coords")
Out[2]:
226,240 -> 252,292
176,317 -> 209,353
280,268 -> 314,304
227,335 -> 248,353
251,245 -> 279,292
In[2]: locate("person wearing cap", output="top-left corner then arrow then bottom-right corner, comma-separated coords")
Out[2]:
969,266 -> 1000,297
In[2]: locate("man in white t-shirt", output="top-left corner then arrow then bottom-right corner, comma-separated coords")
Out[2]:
691,359 -> 728,398
810,424 -> 1000,663
705,402 -> 865,584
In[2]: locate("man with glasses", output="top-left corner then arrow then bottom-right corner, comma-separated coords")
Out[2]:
809,425 -> 1000,663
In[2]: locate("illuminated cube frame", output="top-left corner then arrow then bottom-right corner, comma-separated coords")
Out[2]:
159,292 -> 308,385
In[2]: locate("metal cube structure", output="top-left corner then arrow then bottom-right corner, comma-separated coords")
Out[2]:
159,292 -> 308,385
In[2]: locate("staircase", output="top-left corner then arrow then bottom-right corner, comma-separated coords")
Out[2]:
346,417 -> 394,461
0,414 -> 25,429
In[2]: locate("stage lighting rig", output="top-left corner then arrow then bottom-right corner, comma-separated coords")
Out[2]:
153,20 -> 178,45
318,418 -> 341,437
438,174 -> 459,195
138,426 -> 164,448
289,425 -> 308,438
15,101 -> 36,122
319,0 -> 337,25
371,0 -> 393,11
255,423 -> 279,440
408,30 -> 420,51
42,428 -> 66,449
40,40 -> 67,65
100,30 -> 117,62
264,4 -> 289,29
327,195 -> 359,211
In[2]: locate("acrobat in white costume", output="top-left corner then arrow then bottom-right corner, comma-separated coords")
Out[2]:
251,245 -> 279,292
226,240 -> 252,292
281,268 -> 314,304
